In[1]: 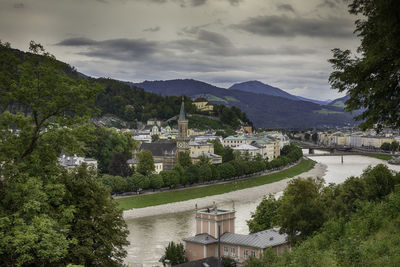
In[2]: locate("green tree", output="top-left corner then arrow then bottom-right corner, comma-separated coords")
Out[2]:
209,139 -> 224,156
390,141 -> 399,152
185,165 -> 200,184
0,42 -> 128,266
328,0 -> 400,130
160,170 -> 180,188
151,134 -> 159,142
162,241 -> 187,266
107,151 -> 132,177
278,177 -> 326,244
362,164 -> 396,200
380,142 -> 391,151
61,166 -> 129,266
178,151 -> 192,168
311,133 -> 318,143
149,173 -> 164,189
136,150 -> 155,176
247,194 -> 280,234
222,147 -> 234,163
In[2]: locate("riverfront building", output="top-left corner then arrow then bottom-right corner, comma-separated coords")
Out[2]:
183,204 -> 290,263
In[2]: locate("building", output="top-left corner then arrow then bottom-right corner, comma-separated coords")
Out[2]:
183,204 -> 290,263
127,158 -> 164,174
223,135 -> 280,160
193,97 -> 213,112
176,97 -> 190,153
58,153 -> 97,170
232,144 -> 262,158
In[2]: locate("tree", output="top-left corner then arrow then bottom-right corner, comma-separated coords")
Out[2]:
381,142 -> 391,151
304,133 -> 311,141
0,42 -> 128,266
390,141 -> 399,153
162,241 -> 187,266
107,152 -> 132,177
247,195 -> 280,234
222,147 -> 234,163
136,150 -> 155,176
149,173 -> 164,189
278,177 -> 326,244
209,139 -> 224,156
160,170 -> 180,188
151,134 -> 159,142
178,151 -> 192,168
328,0 -> 400,130
362,164 -> 396,200
61,166 -> 129,266
312,133 -> 318,143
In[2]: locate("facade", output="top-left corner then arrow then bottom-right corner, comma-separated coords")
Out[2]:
193,97 -> 213,112
223,135 -> 280,160
139,141 -> 177,171
176,98 -> 190,153
183,204 -> 290,263
232,144 -> 262,158
127,158 -> 164,174
58,153 -> 97,170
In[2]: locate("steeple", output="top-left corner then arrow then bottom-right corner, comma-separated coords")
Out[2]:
179,96 -> 186,121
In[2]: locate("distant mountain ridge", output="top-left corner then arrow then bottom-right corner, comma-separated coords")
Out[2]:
133,79 -> 356,128
229,81 -> 330,105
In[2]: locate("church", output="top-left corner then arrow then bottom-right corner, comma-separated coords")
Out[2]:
136,98 -> 190,170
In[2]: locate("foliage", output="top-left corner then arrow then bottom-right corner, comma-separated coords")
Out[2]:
380,142 -> 391,151
0,42 -> 128,266
149,173 -> 164,189
243,164 -> 400,266
151,134 -> 159,142
117,159 -> 315,210
136,150 -> 155,176
107,151 -> 132,177
328,0 -> 400,130
178,151 -> 192,168
160,170 -> 180,188
247,194 -> 280,234
162,241 -> 187,266
83,126 -> 137,173
222,256 -> 237,267
278,177 -> 326,244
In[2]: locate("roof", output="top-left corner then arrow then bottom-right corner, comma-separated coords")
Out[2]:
194,97 -> 208,103
184,229 -> 288,249
179,99 -> 186,121
232,144 -> 259,151
220,229 -> 288,249
224,135 -> 247,140
140,140 -> 177,157
183,233 -> 217,245
192,152 -> 221,159
189,140 -> 212,146
174,257 -> 219,267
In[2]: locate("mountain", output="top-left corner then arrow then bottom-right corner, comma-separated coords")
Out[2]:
229,80 -> 330,105
328,95 -> 350,109
228,81 -> 299,101
133,79 -> 356,129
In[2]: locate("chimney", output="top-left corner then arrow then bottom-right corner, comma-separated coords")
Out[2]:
165,259 -> 172,267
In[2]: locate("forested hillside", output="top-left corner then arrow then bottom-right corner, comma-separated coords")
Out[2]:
0,44 -> 252,130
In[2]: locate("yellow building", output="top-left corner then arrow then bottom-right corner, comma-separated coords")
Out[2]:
189,140 -> 222,164
193,98 -> 213,112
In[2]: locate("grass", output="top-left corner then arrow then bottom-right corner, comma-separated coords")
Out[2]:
313,108 -> 344,115
365,153 -> 393,160
116,158 -> 315,210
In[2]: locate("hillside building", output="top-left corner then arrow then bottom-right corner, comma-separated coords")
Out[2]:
183,203 -> 290,263
193,97 -> 213,112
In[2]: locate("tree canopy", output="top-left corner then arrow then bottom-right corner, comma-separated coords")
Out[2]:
329,0 -> 400,130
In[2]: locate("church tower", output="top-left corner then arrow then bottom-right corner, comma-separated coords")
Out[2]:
176,97 -> 190,152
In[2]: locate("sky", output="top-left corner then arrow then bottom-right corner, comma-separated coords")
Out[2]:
0,0 -> 360,100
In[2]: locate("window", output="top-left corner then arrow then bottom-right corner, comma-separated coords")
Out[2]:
231,247 -> 235,257
223,246 -> 228,256
251,250 -> 256,257
244,250 -> 248,259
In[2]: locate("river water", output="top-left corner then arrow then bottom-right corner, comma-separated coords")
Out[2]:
124,150 -> 400,266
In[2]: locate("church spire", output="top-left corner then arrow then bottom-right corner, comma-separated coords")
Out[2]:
179,96 -> 186,121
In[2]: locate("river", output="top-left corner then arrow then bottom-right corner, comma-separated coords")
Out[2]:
123,150 -> 400,266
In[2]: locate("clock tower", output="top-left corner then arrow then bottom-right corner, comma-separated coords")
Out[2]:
176,97 -> 190,152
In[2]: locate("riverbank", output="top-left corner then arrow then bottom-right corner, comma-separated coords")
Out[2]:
122,159 -> 325,219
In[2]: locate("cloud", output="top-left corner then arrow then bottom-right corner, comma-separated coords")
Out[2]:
228,0 -> 242,6
143,26 -> 160,32
57,38 -> 159,61
277,4 -> 295,13
233,15 -> 354,38
317,0 -> 340,9
13,3 -> 25,9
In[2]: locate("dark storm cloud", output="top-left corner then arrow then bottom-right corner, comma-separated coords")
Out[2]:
57,38 -> 159,61
13,3 -> 25,8
277,4 -> 295,13
143,26 -> 160,32
234,15 -> 353,38
317,0 -> 341,9
228,0 -> 242,6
